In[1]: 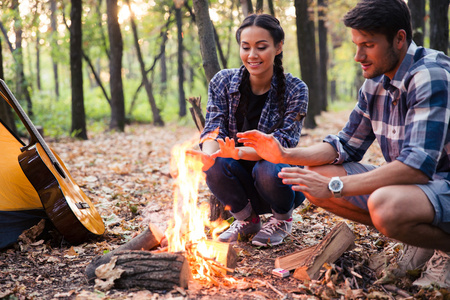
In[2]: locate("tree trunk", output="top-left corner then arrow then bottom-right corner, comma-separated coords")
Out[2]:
317,0 -> 328,112
192,0 -> 221,83
70,0 -> 88,140
295,0 -> 319,129
268,0 -> 275,16
429,0 -> 449,55
175,6 -> 186,117
0,37 -> 17,133
408,0 -> 426,47
50,0 -> 59,100
256,0 -> 263,13
125,0 -> 164,126
35,31 -> 41,90
107,0 -> 126,131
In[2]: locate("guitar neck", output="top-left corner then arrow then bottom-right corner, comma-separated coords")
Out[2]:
0,80 -> 59,166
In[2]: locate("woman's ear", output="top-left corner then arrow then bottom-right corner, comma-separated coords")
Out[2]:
276,41 -> 283,55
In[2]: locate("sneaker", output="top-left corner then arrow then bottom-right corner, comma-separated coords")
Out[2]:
391,244 -> 434,277
251,217 -> 292,246
413,250 -> 450,288
217,219 -> 261,243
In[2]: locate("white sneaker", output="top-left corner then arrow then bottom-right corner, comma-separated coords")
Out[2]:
391,244 -> 434,277
413,250 -> 450,288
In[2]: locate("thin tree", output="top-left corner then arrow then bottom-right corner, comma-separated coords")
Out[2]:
70,0 -> 88,139
408,0 -> 425,46
192,0 -> 221,83
50,0 -> 60,99
295,0 -> 319,128
106,0 -> 126,131
175,1 -> 186,117
318,0 -> 328,111
0,36 -> 17,133
429,0 -> 449,54
125,0 -> 164,126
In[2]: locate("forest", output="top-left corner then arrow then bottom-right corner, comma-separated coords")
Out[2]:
0,1 -> 450,299
0,0 -> 447,139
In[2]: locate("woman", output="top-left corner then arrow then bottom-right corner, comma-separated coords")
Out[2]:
199,14 -> 308,246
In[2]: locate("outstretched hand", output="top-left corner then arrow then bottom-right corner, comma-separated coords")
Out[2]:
237,130 -> 284,164
185,149 -> 215,172
211,137 -> 240,160
278,167 -> 332,200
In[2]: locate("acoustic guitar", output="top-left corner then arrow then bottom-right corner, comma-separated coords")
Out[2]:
0,79 -> 105,245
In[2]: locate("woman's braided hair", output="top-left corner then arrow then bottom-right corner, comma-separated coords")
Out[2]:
235,14 -> 286,132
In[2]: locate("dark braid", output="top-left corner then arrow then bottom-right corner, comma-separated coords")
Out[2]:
269,52 -> 286,133
236,13 -> 286,133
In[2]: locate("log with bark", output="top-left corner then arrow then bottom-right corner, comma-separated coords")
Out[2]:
94,250 -> 190,291
86,223 -> 164,282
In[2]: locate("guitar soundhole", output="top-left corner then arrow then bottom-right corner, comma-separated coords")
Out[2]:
76,202 -> 91,209
53,162 -> 66,179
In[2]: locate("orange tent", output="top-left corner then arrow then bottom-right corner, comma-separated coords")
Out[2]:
0,119 -> 42,211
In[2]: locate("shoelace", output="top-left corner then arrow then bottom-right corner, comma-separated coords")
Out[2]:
259,218 -> 283,234
228,220 -> 249,233
424,251 -> 450,279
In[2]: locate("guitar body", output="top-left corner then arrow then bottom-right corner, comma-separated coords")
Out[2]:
0,79 -> 105,245
18,143 -> 105,244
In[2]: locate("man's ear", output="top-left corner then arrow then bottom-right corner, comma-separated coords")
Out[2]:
395,30 -> 407,49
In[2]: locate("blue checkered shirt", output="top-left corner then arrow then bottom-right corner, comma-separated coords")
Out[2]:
324,42 -> 450,181
200,65 -> 308,148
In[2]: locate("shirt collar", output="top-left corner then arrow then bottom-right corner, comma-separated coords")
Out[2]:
383,41 -> 418,91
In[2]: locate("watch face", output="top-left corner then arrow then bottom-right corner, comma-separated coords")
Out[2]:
329,179 -> 343,191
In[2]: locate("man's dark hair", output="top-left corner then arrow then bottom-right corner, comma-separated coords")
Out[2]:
343,0 -> 413,45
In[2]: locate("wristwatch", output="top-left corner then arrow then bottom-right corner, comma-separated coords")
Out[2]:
328,177 -> 344,198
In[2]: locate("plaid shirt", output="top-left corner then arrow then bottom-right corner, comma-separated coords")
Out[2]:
200,65 -> 308,148
324,42 -> 450,181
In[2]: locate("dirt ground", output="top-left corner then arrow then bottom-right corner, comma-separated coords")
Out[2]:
1,111 -> 448,299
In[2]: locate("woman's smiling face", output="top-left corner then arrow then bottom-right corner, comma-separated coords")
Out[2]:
239,25 -> 282,80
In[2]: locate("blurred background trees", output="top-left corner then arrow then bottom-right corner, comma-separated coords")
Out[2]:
0,0 -> 448,139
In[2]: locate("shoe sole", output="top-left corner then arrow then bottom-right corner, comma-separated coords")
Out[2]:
251,240 -> 283,247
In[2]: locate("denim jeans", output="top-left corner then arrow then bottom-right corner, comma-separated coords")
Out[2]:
205,158 -> 305,221
0,209 -> 47,249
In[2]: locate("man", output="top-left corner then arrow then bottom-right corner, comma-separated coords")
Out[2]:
233,0 -> 450,288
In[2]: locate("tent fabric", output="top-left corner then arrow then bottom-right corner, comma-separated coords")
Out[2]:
0,119 -> 43,211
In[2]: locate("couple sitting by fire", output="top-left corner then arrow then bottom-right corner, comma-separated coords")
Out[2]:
194,1 -> 450,289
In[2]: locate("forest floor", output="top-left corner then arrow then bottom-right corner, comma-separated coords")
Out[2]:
1,109 -> 449,300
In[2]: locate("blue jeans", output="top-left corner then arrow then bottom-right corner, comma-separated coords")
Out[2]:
205,158 -> 305,220
0,209 -> 47,249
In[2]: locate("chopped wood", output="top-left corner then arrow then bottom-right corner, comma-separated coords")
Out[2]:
199,240 -> 237,275
86,223 -> 165,282
274,222 -> 355,281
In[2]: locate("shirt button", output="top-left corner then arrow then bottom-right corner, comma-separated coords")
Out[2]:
393,129 -> 396,134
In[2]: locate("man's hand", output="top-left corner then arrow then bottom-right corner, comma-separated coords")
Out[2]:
237,130 -> 284,164
185,149 -> 216,172
278,167 -> 332,199
211,137 -> 240,160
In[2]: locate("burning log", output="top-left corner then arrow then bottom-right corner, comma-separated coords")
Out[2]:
274,222 -> 355,280
86,223 -> 164,282
97,250 -> 191,290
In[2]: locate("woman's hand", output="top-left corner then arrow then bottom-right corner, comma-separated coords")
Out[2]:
237,130 -> 284,164
185,149 -> 216,172
211,137 -> 240,160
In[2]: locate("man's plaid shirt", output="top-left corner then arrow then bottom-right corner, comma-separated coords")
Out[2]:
325,42 -> 450,181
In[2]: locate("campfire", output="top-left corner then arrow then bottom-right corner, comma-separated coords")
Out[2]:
164,138 -> 236,285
